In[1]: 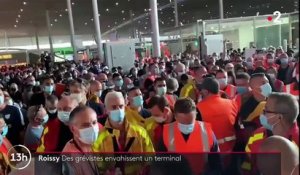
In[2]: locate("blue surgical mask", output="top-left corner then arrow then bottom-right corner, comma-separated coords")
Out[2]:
30,126 -> 44,139
157,87 -> 167,96
109,109 -> 125,123
0,95 -> 4,105
44,85 -> 54,94
133,95 -> 143,107
280,58 -> 288,65
178,122 -> 195,134
58,111 -> 71,124
237,86 -> 248,94
114,80 -> 124,87
259,114 -> 273,131
260,83 -> 272,98
1,125 -> 8,137
96,90 -> 102,98
43,115 -> 49,125
217,78 -> 228,87
0,135 -> 3,145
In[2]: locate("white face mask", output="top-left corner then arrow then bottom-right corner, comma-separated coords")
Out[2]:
57,111 -> 71,124
70,93 -> 83,103
48,109 -> 57,114
78,125 -> 99,145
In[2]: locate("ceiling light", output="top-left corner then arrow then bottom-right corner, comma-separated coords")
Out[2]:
123,18 -> 126,20
51,24 -> 53,26
91,18 -> 94,21
14,25 -> 17,28
121,10 -> 125,13
106,8 -> 109,12
115,2 -> 119,6
54,19 -> 58,22
65,9 -> 68,12
20,9 -> 23,12
59,14 -> 62,17
23,1 -> 27,5
108,25 -> 110,28
18,14 -> 21,18
84,22 -> 88,25
72,2 -> 75,5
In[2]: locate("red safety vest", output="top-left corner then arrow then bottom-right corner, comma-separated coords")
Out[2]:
224,84 -> 237,99
283,82 -> 299,100
164,94 -> 176,110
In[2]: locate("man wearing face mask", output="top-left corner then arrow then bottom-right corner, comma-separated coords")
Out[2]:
125,87 -> 150,126
234,73 -> 273,152
112,73 -> 124,92
145,96 -> 172,150
45,95 -> 58,121
246,93 -> 299,152
197,77 -> 238,152
216,69 -> 237,99
0,89 -> 25,146
265,53 -> 277,69
24,105 -> 49,152
62,106 -> 101,175
243,93 -> 299,174
277,53 -> 294,84
36,96 -> 78,152
235,73 -> 251,95
69,80 -> 87,106
93,91 -> 154,175
29,76 -> 55,106
158,98 -> 220,175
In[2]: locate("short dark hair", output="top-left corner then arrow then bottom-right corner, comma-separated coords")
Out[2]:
112,73 -> 121,79
148,95 -> 169,112
46,95 -> 58,104
254,66 -> 266,74
180,74 -> 189,82
202,77 -> 219,94
174,98 -> 196,114
154,77 -> 165,85
236,72 -> 250,80
250,73 -> 266,80
69,106 -> 90,122
127,87 -> 140,93
216,69 -> 226,75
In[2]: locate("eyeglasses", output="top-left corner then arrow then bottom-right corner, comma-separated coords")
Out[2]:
263,109 -> 285,115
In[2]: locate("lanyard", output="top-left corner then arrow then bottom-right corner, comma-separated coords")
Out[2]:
73,139 -> 100,175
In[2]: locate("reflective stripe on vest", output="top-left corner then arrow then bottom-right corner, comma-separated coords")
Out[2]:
230,86 -> 235,98
245,132 -> 264,152
168,122 -> 210,152
286,84 -> 291,94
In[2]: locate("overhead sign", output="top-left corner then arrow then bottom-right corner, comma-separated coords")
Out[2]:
0,54 -> 12,60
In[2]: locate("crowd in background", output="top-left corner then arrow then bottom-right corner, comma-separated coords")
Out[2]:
0,45 -> 299,175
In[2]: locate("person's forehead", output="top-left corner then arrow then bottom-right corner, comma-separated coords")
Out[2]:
107,97 -> 124,106
129,89 -> 141,95
150,105 -> 163,114
74,109 -> 97,122
265,98 -> 276,110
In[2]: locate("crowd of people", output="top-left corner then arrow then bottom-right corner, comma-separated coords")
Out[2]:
0,45 -> 299,175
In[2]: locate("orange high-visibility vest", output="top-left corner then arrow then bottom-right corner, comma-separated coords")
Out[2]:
163,121 -> 215,175
163,121 -> 214,152
197,95 -> 238,152
283,82 -> 299,100
164,94 -> 176,110
224,84 -> 237,99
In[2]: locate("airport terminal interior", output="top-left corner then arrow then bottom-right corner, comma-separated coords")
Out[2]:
0,0 -> 299,175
